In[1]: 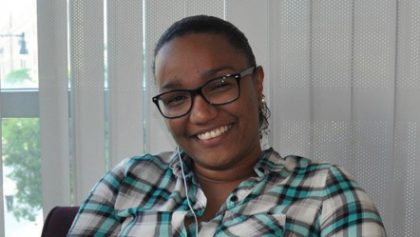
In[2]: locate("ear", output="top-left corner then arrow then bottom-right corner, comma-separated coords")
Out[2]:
253,66 -> 264,99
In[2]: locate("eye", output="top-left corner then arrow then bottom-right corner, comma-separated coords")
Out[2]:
161,92 -> 190,107
206,76 -> 236,93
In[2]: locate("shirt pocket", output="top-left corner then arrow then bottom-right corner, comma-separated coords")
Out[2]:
217,213 -> 286,237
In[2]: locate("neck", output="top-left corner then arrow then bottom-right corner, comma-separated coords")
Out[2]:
192,148 -> 262,184
195,168 -> 255,184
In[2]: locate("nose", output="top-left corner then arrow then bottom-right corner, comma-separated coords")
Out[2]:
189,94 -> 218,123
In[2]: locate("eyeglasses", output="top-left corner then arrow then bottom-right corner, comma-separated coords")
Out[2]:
152,66 -> 255,119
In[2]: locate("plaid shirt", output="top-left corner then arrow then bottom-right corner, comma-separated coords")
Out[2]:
68,148 -> 386,236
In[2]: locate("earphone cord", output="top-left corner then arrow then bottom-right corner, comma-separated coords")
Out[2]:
178,148 -> 199,236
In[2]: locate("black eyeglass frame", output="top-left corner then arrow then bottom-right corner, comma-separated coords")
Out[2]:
152,66 -> 256,119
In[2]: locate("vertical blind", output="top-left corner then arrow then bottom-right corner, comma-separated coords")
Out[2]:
36,0 -> 420,236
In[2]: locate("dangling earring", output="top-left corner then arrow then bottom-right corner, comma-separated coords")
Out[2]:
258,94 -> 271,148
258,95 -> 270,133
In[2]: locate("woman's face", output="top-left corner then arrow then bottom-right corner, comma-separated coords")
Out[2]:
154,33 -> 264,172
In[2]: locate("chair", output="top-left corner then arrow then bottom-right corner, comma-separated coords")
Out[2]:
41,206 -> 80,237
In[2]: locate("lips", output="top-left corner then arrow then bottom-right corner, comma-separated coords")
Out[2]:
196,125 -> 232,140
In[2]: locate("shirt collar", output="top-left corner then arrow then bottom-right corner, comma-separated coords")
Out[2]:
253,148 -> 288,177
169,149 -> 193,178
170,147 -> 288,179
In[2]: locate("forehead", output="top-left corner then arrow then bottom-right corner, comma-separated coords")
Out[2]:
154,33 -> 248,88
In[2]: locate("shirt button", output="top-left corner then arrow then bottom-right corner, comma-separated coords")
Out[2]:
230,195 -> 238,202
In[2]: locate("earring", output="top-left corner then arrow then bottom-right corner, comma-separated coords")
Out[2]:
258,93 -> 270,132
261,94 -> 266,103
258,94 -> 271,148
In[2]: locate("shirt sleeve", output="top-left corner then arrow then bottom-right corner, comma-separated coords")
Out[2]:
67,158 -> 129,237
319,166 -> 387,237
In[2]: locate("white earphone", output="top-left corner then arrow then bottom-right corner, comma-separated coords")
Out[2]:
177,147 -> 199,236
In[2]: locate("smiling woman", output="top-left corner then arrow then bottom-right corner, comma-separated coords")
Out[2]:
67,15 -> 386,237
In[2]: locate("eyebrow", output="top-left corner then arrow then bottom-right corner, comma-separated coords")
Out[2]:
159,65 -> 237,92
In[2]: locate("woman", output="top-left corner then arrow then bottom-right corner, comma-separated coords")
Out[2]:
68,15 -> 386,236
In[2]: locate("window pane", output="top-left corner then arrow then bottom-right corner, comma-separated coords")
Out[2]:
2,118 -> 42,237
0,0 -> 41,235
0,0 -> 38,90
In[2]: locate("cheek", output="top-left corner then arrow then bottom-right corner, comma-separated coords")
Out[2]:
241,89 -> 261,128
242,87 -> 260,114
165,119 -> 185,139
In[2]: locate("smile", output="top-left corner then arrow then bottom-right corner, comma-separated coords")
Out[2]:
196,125 -> 232,140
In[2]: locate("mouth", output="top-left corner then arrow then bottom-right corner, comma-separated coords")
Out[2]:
196,125 -> 232,141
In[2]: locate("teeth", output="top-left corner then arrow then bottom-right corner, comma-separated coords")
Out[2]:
197,125 -> 230,140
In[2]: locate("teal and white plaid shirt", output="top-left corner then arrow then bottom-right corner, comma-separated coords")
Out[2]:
68,148 -> 386,236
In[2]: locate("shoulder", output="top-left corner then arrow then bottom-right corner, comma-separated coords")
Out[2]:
103,151 -> 176,192
87,151 -> 177,206
94,151 -> 176,194
109,151 -> 176,177
278,153 -> 359,193
280,154 -> 375,204
124,151 -> 175,173
280,154 -> 333,180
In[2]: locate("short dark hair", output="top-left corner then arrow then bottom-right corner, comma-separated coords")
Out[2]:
153,15 -> 256,73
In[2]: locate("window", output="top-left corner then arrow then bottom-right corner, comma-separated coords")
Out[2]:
0,1 -> 41,236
